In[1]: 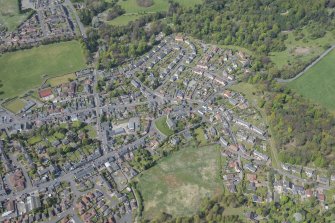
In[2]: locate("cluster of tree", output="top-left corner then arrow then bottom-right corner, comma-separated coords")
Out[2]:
78,0 -> 114,25
142,193 -> 245,223
256,80 -> 335,168
0,80 -> 3,95
136,0 -> 154,8
87,12 -> 169,68
106,5 -> 125,21
170,0 -> 334,55
256,195 -> 331,222
130,148 -> 156,171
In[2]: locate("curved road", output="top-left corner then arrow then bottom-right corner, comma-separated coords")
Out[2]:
276,45 -> 335,83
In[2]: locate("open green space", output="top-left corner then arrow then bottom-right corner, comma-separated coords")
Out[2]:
194,127 -> 206,145
107,13 -> 143,26
0,41 -> 86,99
270,29 -> 335,69
46,73 -> 76,87
288,49 -> 335,113
2,98 -> 26,113
108,0 -> 203,26
154,116 -> 174,136
0,0 -> 31,31
118,0 -> 169,14
136,144 -> 223,220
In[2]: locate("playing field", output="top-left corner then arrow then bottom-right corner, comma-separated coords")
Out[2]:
0,41 -> 86,99
136,144 -> 223,220
0,0 -> 30,31
288,49 -> 335,112
2,98 -> 26,114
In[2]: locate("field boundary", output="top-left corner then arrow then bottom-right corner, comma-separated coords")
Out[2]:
276,45 -> 335,83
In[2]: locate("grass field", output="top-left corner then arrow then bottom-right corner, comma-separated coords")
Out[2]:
108,0 -> 203,25
136,144 -> 223,219
0,0 -> 30,31
288,49 -> 335,113
107,13 -> 143,26
194,127 -> 207,145
0,41 -> 86,99
2,98 -> 26,114
270,29 -> 335,69
46,73 -> 76,87
155,116 -> 174,136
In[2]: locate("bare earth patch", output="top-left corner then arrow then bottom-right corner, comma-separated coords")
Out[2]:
293,47 -> 311,56
163,175 -> 181,188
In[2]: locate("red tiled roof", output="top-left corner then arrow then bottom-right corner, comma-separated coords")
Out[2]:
39,88 -> 53,98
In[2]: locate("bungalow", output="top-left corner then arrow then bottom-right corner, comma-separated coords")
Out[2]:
214,78 -> 226,86
305,189 -> 313,198
304,168 -> 315,178
219,137 -> 229,147
244,163 -> 257,173
317,176 -> 329,185
291,166 -> 302,175
197,64 -> 208,70
251,126 -> 266,136
235,119 -> 251,129
253,150 -> 269,161
281,163 -> 290,171
131,80 -> 141,88
193,69 -> 204,75
175,35 -> 184,42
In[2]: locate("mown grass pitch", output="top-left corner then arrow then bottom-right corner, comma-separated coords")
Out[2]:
288,48 -> 335,113
136,144 -> 223,220
2,98 -> 26,114
0,41 -> 86,99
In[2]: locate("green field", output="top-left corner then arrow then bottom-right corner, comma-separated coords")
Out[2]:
107,13 -> 143,26
288,49 -> 335,112
0,0 -> 30,31
108,0 -> 203,25
270,29 -> 335,69
136,144 -> 223,219
155,116 -> 174,136
0,41 -> 86,99
194,127 -> 207,145
46,73 -> 76,87
2,98 -> 26,113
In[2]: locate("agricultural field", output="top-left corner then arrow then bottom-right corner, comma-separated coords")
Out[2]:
288,49 -> 335,113
2,98 -> 26,114
136,144 -> 223,220
154,116 -> 174,136
0,41 -> 86,99
270,29 -> 335,69
108,0 -> 203,26
0,0 -> 30,31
